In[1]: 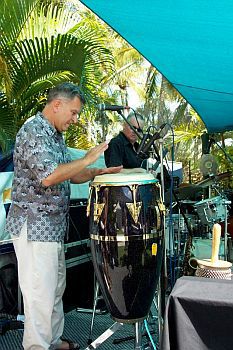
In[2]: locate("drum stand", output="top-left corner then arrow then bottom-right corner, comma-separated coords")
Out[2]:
134,322 -> 143,349
85,316 -> 145,350
222,197 -> 231,260
85,280 -> 158,349
207,184 -> 231,260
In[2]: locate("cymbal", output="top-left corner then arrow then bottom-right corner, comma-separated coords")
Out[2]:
174,184 -> 203,200
197,177 -> 215,188
197,171 -> 231,188
217,171 -> 232,180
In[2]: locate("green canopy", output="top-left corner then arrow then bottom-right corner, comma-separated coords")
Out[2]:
80,0 -> 233,133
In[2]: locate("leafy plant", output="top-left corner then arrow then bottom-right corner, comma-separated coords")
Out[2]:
0,0 -> 115,151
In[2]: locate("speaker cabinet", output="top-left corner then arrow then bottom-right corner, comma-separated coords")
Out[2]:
0,243 -> 18,315
63,199 -> 95,313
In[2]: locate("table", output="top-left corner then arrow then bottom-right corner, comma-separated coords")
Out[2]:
160,276 -> 233,350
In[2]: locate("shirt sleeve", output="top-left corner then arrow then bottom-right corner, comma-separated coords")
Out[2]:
104,139 -> 124,167
15,126 -> 58,182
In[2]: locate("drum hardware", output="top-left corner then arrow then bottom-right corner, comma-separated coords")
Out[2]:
165,187 -> 198,278
86,279 -> 108,345
174,184 -> 203,201
194,196 -> 229,226
87,185 -> 106,223
126,184 -> 142,223
158,201 -> 166,213
93,203 -> 105,223
134,321 -> 143,349
85,320 -> 149,350
199,154 -> 218,177
84,321 -> 124,350
196,171 -> 231,188
145,133 -> 168,333
154,206 -> 162,231
90,233 -> 157,242
194,195 -> 231,259
165,212 -> 198,258
86,187 -> 92,217
125,202 -> 138,223
86,283 -> 158,350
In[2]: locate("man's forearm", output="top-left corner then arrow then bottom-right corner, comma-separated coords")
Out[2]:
71,167 -> 101,184
42,141 -> 109,187
42,158 -> 90,187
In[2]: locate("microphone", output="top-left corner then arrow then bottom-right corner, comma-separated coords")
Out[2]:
137,131 -> 151,156
201,132 -> 210,154
98,103 -> 130,112
140,123 -> 167,155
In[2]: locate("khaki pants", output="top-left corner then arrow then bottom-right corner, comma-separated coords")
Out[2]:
13,222 -> 66,350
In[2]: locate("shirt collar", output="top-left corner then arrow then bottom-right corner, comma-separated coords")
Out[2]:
119,131 -> 132,145
36,111 -> 59,137
119,131 -> 139,149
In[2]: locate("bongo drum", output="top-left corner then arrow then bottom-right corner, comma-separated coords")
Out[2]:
87,172 -> 164,323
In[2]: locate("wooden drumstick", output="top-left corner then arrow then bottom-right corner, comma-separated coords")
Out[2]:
211,223 -> 221,266
196,223 -> 232,279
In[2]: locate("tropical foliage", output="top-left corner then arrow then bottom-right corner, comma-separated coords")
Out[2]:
0,0 -> 115,151
1,0 -> 232,185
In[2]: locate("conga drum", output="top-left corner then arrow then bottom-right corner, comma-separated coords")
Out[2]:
88,172 -> 164,323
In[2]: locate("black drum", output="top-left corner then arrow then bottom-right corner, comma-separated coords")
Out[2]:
88,172 -> 164,323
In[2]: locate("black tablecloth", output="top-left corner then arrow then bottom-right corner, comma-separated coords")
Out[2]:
160,276 -> 233,350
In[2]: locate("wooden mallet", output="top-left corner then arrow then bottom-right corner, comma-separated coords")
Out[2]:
195,223 -> 232,280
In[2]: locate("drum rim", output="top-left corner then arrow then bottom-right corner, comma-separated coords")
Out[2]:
194,195 -> 225,206
92,172 -> 158,185
90,233 -> 158,241
91,179 -> 159,186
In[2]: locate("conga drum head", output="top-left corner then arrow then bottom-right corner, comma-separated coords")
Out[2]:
92,172 -> 158,185
89,171 -> 164,323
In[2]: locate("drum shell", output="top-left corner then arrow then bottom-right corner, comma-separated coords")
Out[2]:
89,181 -> 164,323
91,236 -> 163,323
194,196 -> 227,226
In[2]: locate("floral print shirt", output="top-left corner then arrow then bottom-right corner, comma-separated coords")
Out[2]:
5,112 -> 71,242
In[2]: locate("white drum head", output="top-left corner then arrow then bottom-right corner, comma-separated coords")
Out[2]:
92,169 -> 158,185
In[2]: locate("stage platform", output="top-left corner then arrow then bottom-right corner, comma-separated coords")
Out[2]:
0,309 -> 160,350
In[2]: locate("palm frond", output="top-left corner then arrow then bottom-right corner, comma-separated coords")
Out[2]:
19,3 -> 79,40
6,35 -> 86,99
0,0 -> 39,48
0,92 -> 17,144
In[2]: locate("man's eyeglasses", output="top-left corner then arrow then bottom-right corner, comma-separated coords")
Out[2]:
134,127 -> 143,133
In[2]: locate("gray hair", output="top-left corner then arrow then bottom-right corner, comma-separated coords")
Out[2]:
126,112 -> 144,123
47,82 -> 86,104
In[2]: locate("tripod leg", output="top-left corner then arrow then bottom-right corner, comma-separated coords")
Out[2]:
224,204 -> 229,260
85,322 -> 123,350
87,278 -> 100,344
134,321 -> 143,349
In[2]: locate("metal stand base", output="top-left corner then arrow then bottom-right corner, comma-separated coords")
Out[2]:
84,322 -> 124,350
86,276 -> 160,349
84,321 -> 146,350
76,307 -> 106,314
135,321 -> 143,349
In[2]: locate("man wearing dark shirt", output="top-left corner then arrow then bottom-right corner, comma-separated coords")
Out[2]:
104,113 -> 145,168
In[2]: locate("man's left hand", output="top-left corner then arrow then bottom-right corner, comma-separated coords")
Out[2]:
99,165 -> 123,175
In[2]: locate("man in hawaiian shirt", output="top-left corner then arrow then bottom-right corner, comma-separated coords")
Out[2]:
6,82 -> 121,350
